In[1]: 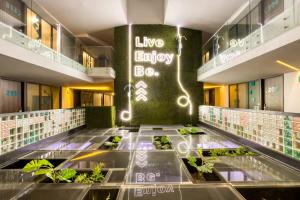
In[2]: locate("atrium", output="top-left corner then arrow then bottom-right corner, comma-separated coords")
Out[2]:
0,0 -> 300,199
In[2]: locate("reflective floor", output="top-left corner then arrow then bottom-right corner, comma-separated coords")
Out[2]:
0,125 -> 300,200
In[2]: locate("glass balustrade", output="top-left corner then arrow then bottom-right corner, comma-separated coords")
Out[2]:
199,0 -> 300,76
0,21 -> 87,73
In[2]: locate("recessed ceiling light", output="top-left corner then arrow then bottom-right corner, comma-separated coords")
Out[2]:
276,60 -> 299,71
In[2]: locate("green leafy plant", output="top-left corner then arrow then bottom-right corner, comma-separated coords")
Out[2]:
179,128 -> 189,135
90,162 -> 105,182
74,173 -> 93,184
23,160 -> 105,184
104,136 -> 122,149
190,128 -> 200,134
22,159 -> 76,183
187,148 -> 216,174
209,146 -> 256,157
179,127 -> 201,135
74,162 -> 105,184
153,136 -> 172,150
106,193 -> 110,200
112,136 -> 121,143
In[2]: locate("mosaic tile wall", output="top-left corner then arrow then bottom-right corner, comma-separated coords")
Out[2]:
0,109 -> 85,155
199,106 -> 300,160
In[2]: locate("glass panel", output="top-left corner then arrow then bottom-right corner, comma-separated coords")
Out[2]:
264,76 -> 284,111
62,151 -> 131,169
40,85 -> 51,110
26,8 -> 40,40
263,0 -> 284,24
0,183 -> 32,200
17,184 -> 88,200
140,129 -> 179,136
238,83 -> 249,109
104,94 -> 113,106
0,0 -> 25,32
52,27 -> 57,50
215,155 -> 300,182
121,185 -> 244,200
136,136 -> 155,150
21,150 -> 78,159
127,151 -> 190,184
229,84 -> 238,108
41,19 -> 51,48
250,3 -> 262,32
0,79 -> 22,113
26,83 -> 39,111
108,170 -> 126,183
248,80 -> 261,109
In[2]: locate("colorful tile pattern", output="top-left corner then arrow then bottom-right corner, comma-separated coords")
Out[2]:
0,109 -> 85,155
199,106 -> 300,160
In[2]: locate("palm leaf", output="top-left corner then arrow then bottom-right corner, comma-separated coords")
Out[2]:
58,168 -> 77,182
22,159 -> 53,173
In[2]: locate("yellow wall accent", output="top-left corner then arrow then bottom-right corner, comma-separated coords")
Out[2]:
52,87 -> 60,109
62,87 -> 74,109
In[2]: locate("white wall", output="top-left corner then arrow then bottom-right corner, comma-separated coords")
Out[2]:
284,71 -> 300,113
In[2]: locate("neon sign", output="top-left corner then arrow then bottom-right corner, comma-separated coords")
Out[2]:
134,50 -> 174,65
133,36 -> 174,103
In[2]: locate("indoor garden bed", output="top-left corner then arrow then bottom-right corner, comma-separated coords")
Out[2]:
182,158 -> 223,183
22,159 -> 107,184
99,136 -> 122,150
152,136 -> 172,150
178,127 -> 206,135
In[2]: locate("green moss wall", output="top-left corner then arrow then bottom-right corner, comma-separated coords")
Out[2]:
114,25 -> 203,125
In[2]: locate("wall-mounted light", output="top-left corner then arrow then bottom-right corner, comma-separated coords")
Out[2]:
176,26 -> 193,115
120,24 -> 133,122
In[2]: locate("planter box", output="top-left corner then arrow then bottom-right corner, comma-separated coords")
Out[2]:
99,136 -> 122,150
153,136 -> 172,150
39,170 -> 108,184
182,158 -> 224,183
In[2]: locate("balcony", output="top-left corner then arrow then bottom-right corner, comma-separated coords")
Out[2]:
83,46 -> 115,80
0,21 -> 115,84
198,0 -> 300,83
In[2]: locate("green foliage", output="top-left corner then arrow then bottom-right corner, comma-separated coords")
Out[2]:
104,136 -> 122,149
153,136 -> 172,150
190,128 -> 199,134
179,128 -> 189,135
86,106 -> 115,128
112,136 -> 122,143
179,127 -> 200,135
23,160 -> 105,184
187,148 -> 216,174
74,162 -> 105,184
106,193 -> 111,200
209,146 -> 256,157
22,159 -> 76,183
90,162 -> 105,182
74,173 -> 93,184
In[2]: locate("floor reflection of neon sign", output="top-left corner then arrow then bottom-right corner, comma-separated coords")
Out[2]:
134,36 -> 175,103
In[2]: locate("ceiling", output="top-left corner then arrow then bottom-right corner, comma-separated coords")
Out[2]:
36,0 -> 247,45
